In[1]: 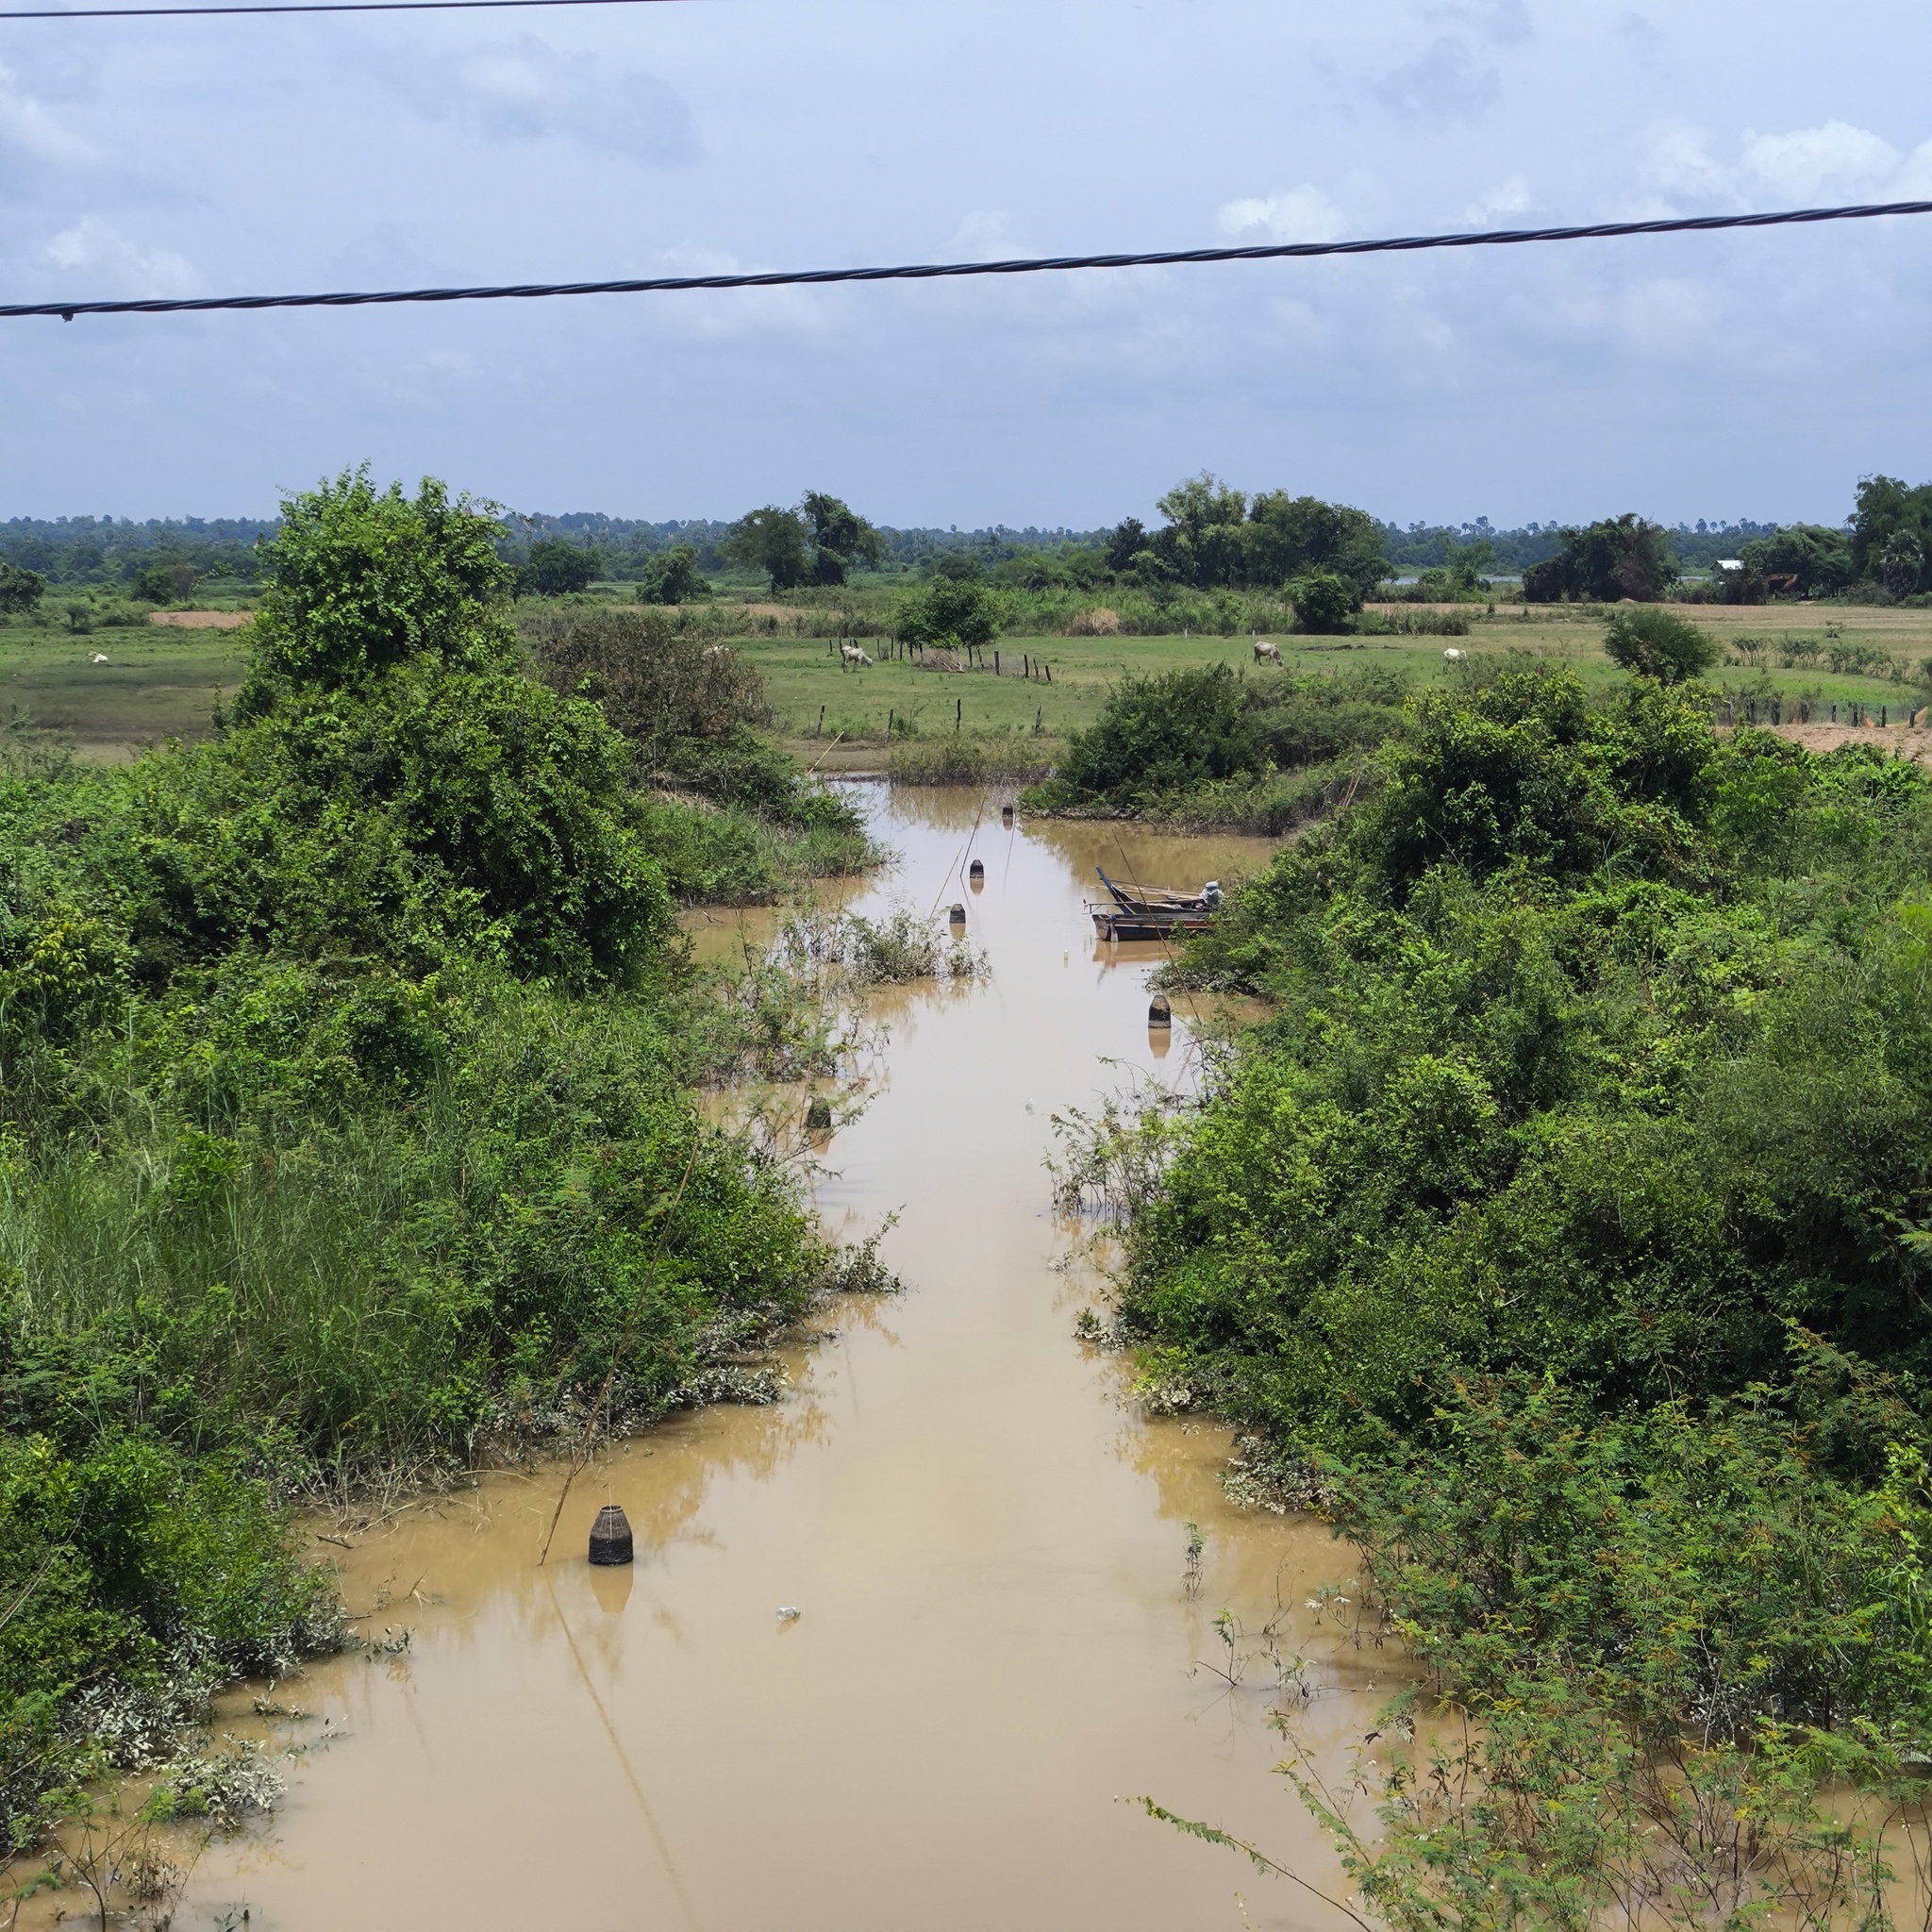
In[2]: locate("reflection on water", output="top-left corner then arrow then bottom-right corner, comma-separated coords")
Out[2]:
175,787 -> 1390,1932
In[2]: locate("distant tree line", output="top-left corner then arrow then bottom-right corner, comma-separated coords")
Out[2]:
16,475 -> 1932,612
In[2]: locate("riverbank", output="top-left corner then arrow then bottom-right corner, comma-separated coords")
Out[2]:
125,787 -> 1397,1932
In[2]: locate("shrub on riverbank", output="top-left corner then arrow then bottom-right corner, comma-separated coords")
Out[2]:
1117,666 -> 1932,1918
0,474 -> 869,1864
1022,662 -> 1406,828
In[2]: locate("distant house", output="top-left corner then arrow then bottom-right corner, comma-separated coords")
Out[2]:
1717,558 -> 1744,574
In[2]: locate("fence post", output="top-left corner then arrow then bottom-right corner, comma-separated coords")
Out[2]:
956,697 -> 961,732
817,705 -> 825,736
1045,664 -> 1052,683
994,650 -> 1000,675
1035,704 -> 1041,735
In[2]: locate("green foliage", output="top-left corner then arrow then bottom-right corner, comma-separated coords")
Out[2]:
722,506 -> 809,591
1120,667 -> 1932,1910
242,470 -> 516,696
1524,513 -> 1677,602
798,491 -> 883,586
1027,663 -> 1406,820
0,471 -> 860,1857
1740,522 -> 1855,596
130,560 -> 200,606
1046,664 -> 1264,804
1120,476 -> 1389,596
1853,474 -> 1932,594
1287,567 -> 1361,634
638,543 -> 710,605
893,575 -> 1000,649
1601,604 -> 1719,682
0,564 -> 47,615
519,538 -> 600,597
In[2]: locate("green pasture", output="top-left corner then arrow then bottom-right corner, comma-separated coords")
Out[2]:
0,621 -> 248,756
739,602 -> 1932,765
5,597 -> 1932,763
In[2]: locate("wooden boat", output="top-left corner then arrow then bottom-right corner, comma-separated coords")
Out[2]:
1088,902 -> 1214,942
1094,867 -> 1224,918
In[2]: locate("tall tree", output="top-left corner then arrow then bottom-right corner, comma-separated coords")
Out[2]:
722,507 -> 809,591
1524,515 -> 1676,602
800,491 -> 883,586
1852,475 -> 1932,594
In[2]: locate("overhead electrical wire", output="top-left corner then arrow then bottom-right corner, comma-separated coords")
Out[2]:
0,0 -> 678,16
10,198 -> 1932,323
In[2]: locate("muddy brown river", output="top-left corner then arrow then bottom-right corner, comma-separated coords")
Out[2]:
175,787 -> 1390,1931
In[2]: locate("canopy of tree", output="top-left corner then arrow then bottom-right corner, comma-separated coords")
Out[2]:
1523,512 -> 1677,601
722,493 -> 883,591
0,563 -> 44,613
1852,475 -> 1932,597
519,537 -> 600,596
1105,475 -> 1388,595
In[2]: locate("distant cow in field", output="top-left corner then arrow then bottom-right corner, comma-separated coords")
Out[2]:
1253,639 -> 1281,664
840,643 -> 874,668
87,652 -> 108,664
1442,648 -> 1465,664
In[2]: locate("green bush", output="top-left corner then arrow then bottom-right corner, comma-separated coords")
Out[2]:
0,472 -> 861,1858
894,576 -> 1000,649
1603,603 -> 1720,683
1285,567 -> 1360,634
1120,669 -> 1932,1907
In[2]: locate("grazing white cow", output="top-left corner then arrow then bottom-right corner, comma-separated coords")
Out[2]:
1442,647 -> 1465,664
840,643 -> 874,667
87,652 -> 108,665
1253,639 -> 1282,664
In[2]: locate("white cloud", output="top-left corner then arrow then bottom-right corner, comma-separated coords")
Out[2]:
41,217 -> 194,296
1465,174 -> 1533,223
950,211 -> 1011,259
1642,118 -> 1922,210
371,36 -> 697,166
0,59 -> 95,166
1740,120 -> 1900,198
1216,185 -> 1348,243
1641,124 -> 1731,200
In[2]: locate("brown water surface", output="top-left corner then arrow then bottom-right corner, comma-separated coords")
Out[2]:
179,788 -> 1390,1931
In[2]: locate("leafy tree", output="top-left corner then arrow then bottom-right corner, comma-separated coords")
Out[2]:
1851,475 -> 1932,592
1104,517 -> 1147,575
520,538 -> 599,597
1287,567 -> 1361,634
800,491 -> 883,586
639,544 -> 710,605
131,559 -> 199,605
239,470 -> 515,704
1243,491 -> 1388,597
722,506 -> 809,591
1524,514 -> 1677,602
894,576 -> 999,649
1881,532 -> 1925,601
1602,605 -> 1719,683
0,563 -> 45,614
1739,523 -> 1854,596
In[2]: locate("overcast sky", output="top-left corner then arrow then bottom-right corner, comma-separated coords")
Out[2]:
1,0 -> 1928,528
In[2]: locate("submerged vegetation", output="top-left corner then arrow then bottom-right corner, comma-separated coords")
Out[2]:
1101,664 -> 1932,1922
0,473 -> 876,1866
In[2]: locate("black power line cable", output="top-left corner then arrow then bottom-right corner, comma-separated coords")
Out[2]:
11,198 -> 1932,322
0,0 -> 677,16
